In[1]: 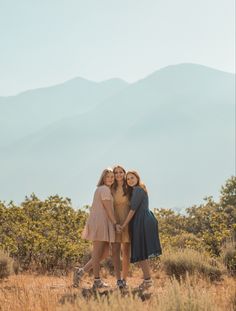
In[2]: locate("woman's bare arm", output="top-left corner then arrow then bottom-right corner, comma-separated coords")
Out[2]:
121,210 -> 135,230
102,200 -> 118,225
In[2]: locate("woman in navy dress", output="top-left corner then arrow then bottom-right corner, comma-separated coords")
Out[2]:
120,170 -> 162,290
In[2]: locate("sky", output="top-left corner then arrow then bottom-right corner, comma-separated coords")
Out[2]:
0,0 -> 235,96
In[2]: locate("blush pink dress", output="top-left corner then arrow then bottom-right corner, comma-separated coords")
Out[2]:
82,185 -> 115,243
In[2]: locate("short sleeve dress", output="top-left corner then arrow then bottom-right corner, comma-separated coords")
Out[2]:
129,186 -> 162,263
113,188 -> 130,243
82,185 -> 115,243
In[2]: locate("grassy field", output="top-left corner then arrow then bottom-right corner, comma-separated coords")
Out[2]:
0,176 -> 235,311
0,269 -> 235,311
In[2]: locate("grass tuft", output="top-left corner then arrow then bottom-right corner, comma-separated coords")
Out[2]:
221,240 -> 236,276
162,248 -> 225,281
0,250 -> 14,279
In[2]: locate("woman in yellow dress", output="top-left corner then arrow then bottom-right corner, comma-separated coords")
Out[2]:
112,165 -> 131,288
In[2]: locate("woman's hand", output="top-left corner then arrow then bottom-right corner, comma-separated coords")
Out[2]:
115,224 -> 123,233
118,224 -> 125,232
120,210 -> 135,230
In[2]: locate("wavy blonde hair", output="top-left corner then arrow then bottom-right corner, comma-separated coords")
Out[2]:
97,168 -> 114,186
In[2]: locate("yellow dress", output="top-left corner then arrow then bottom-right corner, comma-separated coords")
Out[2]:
113,188 -> 130,243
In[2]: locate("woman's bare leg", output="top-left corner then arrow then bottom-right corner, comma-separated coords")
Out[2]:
83,247 -> 108,273
92,241 -> 108,278
139,260 -> 151,279
112,242 -> 121,280
121,243 -> 130,281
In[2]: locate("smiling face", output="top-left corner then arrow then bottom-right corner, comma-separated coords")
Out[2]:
126,173 -> 139,187
103,172 -> 114,187
114,166 -> 126,183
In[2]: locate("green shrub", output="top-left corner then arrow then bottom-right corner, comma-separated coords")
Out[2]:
166,232 -> 205,252
162,248 -> 225,281
0,250 -> 14,279
0,195 -> 89,273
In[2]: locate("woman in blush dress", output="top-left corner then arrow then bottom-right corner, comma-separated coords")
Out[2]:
73,168 -> 121,289
120,170 -> 162,290
111,165 -> 130,289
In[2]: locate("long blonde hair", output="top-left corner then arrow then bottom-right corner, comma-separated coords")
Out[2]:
126,170 -> 148,194
97,168 -> 114,186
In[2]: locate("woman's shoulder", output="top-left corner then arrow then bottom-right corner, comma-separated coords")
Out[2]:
97,185 -> 112,198
133,186 -> 146,195
97,185 -> 109,192
97,185 -> 108,189
133,186 -> 144,191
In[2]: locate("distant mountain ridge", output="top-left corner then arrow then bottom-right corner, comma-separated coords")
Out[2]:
0,77 -> 129,146
0,63 -> 235,210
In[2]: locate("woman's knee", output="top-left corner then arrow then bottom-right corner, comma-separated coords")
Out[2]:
93,241 -> 106,257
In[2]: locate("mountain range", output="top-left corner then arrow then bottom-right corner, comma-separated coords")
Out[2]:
0,63 -> 235,211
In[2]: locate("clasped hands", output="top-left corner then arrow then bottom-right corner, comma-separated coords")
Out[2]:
115,224 -> 124,233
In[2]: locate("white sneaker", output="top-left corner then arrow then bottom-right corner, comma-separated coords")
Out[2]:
122,279 -> 128,289
138,279 -> 153,291
92,278 -> 109,290
72,267 -> 84,287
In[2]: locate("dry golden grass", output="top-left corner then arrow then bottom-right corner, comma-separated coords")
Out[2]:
0,269 -> 235,311
161,248 -> 225,281
0,251 -> 14,280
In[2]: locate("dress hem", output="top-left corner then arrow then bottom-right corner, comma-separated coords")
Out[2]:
130,252 -> 162,263
83,237 -> 115,243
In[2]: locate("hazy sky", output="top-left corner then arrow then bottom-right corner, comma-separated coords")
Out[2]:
0,0 -> 235,95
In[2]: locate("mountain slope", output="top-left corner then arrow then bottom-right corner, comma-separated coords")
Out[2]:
0,77 -> 128,146
0,63 -> 234,209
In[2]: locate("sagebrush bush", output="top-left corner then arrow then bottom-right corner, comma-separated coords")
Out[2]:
0,195 -> 89,273
78,248 -> 91,263
169,232 -> 205,252
221,240 -> 236,276
0,250 -> 14,279
162,248 -> 225,281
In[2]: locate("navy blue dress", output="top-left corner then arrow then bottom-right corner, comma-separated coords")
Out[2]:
129,186 -> 162,263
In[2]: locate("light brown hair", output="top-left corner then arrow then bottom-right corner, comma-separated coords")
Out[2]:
126,170 -> 148,194
112,165 -> 128,196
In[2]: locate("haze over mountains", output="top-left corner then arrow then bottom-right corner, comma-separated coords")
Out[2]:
0,77 -> 128,146
0,63 -> 235,211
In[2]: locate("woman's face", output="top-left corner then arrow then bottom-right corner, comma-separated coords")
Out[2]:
104,172 -> 114,187
114,167 -> 125,182
126,173 -> 138,187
